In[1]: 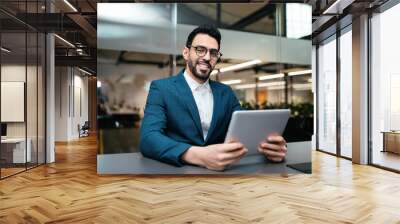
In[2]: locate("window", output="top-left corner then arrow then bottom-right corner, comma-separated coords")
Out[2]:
317,36 -> 337,154
371,3 -> 400,171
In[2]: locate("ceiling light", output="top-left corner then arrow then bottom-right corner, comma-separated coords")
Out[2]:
219,59 -> 262,73
221,79 -> 242,85
293,83 -> 312,90
54,34 -> 75,48
1,47 -> 11,53
63,0 -> 78,12
288,69 -> 312,76
258,73 -> 284,81
323,0 -> 341,14
234,83 -> 256,90
322,0 -> 354,15
234,81 -> 285,90
267,86 -> 285,90
78,67 -> 92,76
258,81 -> 286,88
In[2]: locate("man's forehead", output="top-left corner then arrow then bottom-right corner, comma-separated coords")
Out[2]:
192,34 -> 219,49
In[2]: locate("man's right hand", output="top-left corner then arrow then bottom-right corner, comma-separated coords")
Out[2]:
181,142 -> 248,171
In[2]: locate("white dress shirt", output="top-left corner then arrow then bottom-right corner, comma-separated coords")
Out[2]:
183,71 -> 214,140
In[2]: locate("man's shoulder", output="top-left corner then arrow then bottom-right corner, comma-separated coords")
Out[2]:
152,70 -> 185,84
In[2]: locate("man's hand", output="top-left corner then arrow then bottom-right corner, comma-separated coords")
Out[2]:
258,135 -> 287,162
181,142 -> 248,171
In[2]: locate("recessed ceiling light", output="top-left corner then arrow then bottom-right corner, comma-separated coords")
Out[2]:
1,47 -> 11,53
221,79 -> 242,85
258,73 -> 284,80
54,34 -> 75,48
288,69 -> 312,76
63,0 -> 78,12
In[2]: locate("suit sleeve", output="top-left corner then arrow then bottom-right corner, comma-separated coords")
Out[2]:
139,81 -> 191,167
230,87 -> 242,112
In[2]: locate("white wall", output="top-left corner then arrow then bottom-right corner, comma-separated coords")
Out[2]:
55,67 -> 89,141
1,64 -> 46,164
1,65 -> 38,138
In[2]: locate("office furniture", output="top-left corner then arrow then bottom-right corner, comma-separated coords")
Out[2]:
382,131 -> 400,154
78,121 -> 90,138
1,138 -> 31,164
1,123 -> 7,137
97,141 -> 311,174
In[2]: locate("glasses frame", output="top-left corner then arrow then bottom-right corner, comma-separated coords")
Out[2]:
188,45 -> 222,60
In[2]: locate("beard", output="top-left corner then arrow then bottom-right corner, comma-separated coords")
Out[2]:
188,58 -> 213,81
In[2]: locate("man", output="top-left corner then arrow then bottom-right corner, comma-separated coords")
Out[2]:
139,25 -> 287,171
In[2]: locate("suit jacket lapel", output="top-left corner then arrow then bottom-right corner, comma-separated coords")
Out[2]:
174,72 -> 203,139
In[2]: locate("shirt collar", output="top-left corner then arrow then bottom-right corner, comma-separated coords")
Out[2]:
183,70 -> 210,91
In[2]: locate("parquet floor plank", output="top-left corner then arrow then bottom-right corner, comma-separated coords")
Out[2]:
0,135 -> 399,223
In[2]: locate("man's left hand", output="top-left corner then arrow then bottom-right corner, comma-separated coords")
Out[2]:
258,135 -> 287,162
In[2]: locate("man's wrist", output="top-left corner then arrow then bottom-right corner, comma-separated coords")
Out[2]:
181,146 -> 204,166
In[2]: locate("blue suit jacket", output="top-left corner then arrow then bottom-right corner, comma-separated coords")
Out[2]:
139,70 -> 241,166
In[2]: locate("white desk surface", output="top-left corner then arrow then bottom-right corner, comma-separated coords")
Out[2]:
1,138 -> 27,143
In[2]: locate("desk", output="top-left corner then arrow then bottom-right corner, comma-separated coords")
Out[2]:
1,138 -> 31,163
382,131 -> 400,154
97,141 -> 311,175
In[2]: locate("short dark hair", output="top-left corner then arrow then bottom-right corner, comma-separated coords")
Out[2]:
186,24 -> 221,50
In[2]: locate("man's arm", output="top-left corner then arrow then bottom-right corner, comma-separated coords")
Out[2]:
139,81 -> 191,167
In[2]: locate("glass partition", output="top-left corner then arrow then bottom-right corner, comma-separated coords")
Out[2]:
317,36 -> 337,155
1,30 -> 28,177
0,1 -> 46,179
371,4 -> 400,171
339,28 -> 352,158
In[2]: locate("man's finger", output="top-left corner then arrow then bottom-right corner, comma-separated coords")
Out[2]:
267,135 -> 286,143
220,147 -> 248,161
259,147 -> 286,157
260,142 -> 287,152
221,149 -> 247,166
219,142 -> 244,152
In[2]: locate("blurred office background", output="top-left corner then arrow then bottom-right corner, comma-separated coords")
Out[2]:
97,3 -> 313,154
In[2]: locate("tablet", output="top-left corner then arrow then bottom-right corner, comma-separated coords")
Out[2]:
224,109 -> 290,155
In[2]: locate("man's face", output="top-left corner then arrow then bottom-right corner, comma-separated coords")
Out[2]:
183,34 -> 219,81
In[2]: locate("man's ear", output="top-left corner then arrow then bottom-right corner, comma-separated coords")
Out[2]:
182,47 -> 189,60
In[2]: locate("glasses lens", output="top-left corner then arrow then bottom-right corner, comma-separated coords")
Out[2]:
210,49 -> 220,59
195,46 -> 207,56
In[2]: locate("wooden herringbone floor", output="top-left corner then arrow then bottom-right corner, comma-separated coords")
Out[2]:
1,135 -> 400,224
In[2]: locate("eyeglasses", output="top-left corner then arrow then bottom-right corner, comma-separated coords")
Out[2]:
188,45 -> 222,60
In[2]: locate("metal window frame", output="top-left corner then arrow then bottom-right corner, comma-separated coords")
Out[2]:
368,0 -> 400,172
315,20 -> 353,162
0,0 -> 47,180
